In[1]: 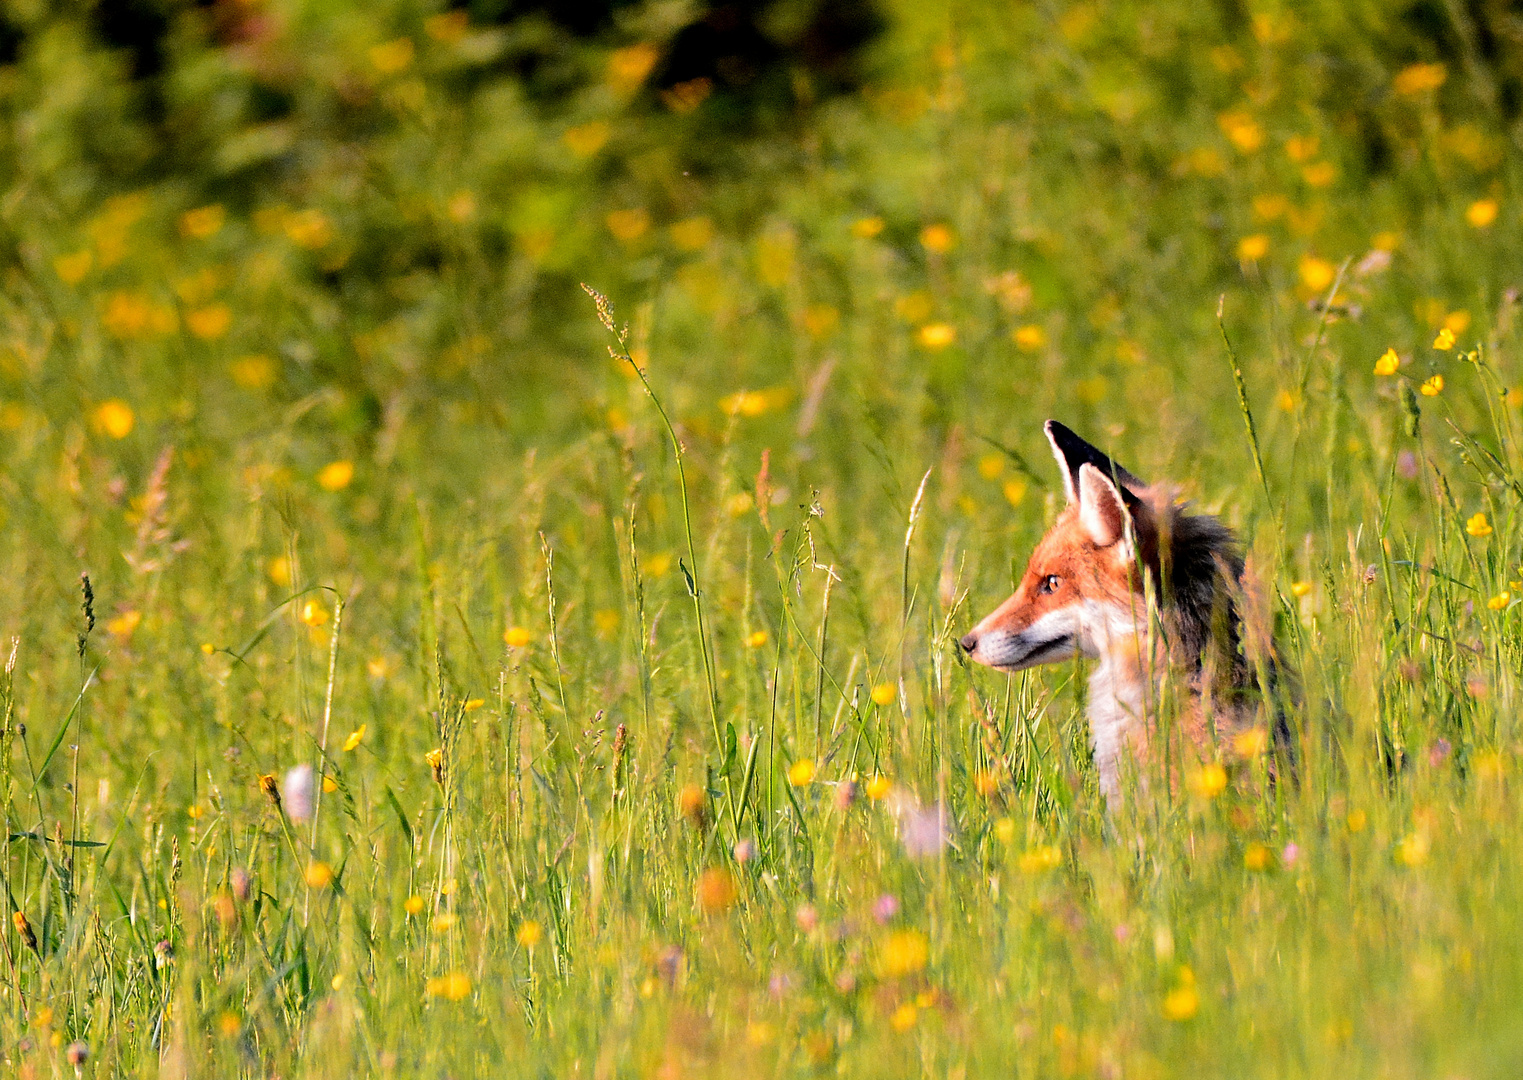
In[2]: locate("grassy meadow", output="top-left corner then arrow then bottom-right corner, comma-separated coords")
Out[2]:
2,0 -> 1523,1075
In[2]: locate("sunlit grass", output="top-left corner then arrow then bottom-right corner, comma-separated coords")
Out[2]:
0,2 -> 1520,1077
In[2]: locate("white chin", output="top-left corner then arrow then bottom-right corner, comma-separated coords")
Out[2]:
980,636 -> 1076,672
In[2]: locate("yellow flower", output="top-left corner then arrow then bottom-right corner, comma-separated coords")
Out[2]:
105,610 -> 142,641
878,930 -> 930,978
1003,479 -> 1028,507
563,121 -> 610,159
369,37 -> 415,74
1393,62 -> 1446,96
1163,970 -> 1199,1020
1013,324 -> 1047,352
1467,199 -> 1499,229
803,304 -> 840,339
677,784 -> 707,824
425,971 -> 471,1001
1373,348 -> 1399,376
1243,843 -> 1274,871
304,861 -> 334,889
606,208 -> 650,243
607,42 -> 660,95
341,726 -> 366,752
851,216 -> 885,239
516,920 -> 543,949
1347,808 -> 1368,832
1466,512 -> 1493,537
973,770 -> 999,797
318,460 -> 354,491
1488,591 -> 1510,611
267,555 -> 292,588
745,629 -> 769,648
865,775 -> 892,801
1018,845 -> 1062,874
299,600 -> 329,627
92,400 -> 135,439
977,453 -> 1004,479
1188,763 -> 1228,800
504,626 -> 532,647
1420,375 -> 1443,396
1284,134 -> 1318,162
890,1003 -> 918,1032
432,911 -> 458,932
1444,310 -> 1471,334
787,759 -> 816,787
870,682 -> 897,706
403,895 -> 425,916
1396,831 -> 1430,867
894,291 -> 935,322
919,224 -> 955,252
463,698 -> 485,712
1253,193 -> 1290,220
284,209 -> 334,250
994,818 -> 1016,843
1298,256 -> 1335,292
425,10 -> 469,41
101,290 -> 176,336
54,250 -> 92,284
1217,110 -> 1264,153
1302,161 -> 1337,188
669,216 -> 714,251
718,386 -> 792,417
230,354 -> 276,390
1075,375 -> 1108,405
180,204 -> 226,239
1236,234 -> 1269,261
917,322 -> 956,349
1433,327 -> 1456,350
1232,727 -> 1269,757
696,867 -> 738,913
445,190 -> 476,223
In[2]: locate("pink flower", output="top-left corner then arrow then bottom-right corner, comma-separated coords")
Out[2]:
900,803 -> 950,858
873,894 -> 900,925
282,764 -> 313,822
794,903 -> 818,933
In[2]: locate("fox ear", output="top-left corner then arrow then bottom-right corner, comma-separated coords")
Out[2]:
1077,463 -> 1132,554
1045,420 -> 1142,506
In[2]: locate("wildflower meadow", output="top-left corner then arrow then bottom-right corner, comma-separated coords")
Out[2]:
1,1 -> 1522,1076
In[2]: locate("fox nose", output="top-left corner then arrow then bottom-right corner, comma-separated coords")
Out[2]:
958,631 -> 979,654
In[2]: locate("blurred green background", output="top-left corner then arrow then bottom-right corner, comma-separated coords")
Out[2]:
1,1 -> 1522,1076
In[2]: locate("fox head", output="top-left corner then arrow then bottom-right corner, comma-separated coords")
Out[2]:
960,421 -> 1159,671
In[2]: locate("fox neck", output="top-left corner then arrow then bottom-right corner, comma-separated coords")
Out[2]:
1083,610 -> 1152,806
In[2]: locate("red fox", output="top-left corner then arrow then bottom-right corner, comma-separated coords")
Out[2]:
959,421 -> 1284,807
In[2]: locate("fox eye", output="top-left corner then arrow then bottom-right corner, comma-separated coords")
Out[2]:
1038,574 -> 1061,594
